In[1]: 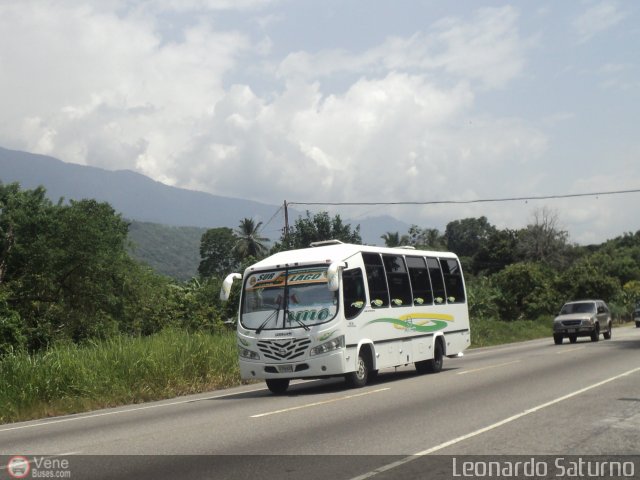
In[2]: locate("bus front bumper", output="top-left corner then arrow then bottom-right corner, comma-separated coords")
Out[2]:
239,350 -> 347,381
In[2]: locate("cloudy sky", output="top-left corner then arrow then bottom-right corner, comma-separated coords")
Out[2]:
1,0 -> 638,244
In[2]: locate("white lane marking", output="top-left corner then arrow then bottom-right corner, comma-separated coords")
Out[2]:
350,366 -> 640,480
556,346 -> 584,354
456,360 -> 520,375
251,388 -> 390,418
0,387 -> 267,433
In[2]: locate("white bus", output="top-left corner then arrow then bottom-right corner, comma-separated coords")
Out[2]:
220,240 -> 470,394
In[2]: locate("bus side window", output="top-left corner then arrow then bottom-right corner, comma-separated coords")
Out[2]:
440,258 -> 466,303
343,268 -> 366,319
426,257 -> 447,304
382,254 -> 412,307
406,256 -> 434,305
363,252 -> 389,308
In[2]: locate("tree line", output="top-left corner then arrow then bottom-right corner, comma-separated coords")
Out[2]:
379,208 -> 640,322
1,182 -> 638,355
198,206 -> 640,323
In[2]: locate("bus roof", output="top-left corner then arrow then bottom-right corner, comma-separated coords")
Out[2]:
245,242 -> 459,273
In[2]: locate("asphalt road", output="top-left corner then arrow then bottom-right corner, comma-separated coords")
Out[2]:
2,325 -> 640,479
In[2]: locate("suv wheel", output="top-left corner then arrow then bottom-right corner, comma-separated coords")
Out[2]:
553,334 -> 563,345
603,324 -> 612,340
591,324 -> 600,342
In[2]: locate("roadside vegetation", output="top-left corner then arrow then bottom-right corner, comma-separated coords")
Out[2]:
0,329 -> 239,424
1,182 -> 639,424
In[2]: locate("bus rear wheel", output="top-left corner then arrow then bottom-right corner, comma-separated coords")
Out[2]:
416,340 -> 444,374
266,378 -> 290,394
426,340 -> 444,373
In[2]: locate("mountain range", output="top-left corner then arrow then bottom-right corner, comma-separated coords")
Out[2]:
0,145 -> 409,246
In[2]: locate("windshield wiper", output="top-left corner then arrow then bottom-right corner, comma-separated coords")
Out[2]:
255,306 -> 279,334
288,311 -> 310,331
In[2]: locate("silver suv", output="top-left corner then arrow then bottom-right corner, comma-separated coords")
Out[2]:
553,300 -> 612,345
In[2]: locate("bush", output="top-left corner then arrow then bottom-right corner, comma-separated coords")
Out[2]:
492,263 -> 558,321
555,261 -> 620,303
0,294 -> 25,355
466,277 -> 500,320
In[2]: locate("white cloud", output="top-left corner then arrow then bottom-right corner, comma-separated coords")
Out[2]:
0,2 -> 637,244
171,71 -> 549,218
572,1 -> 627,43
0,2 -> 250,176
277,6 -> 526,89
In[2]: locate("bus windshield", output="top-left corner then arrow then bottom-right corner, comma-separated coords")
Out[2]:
241,266 -> 338,331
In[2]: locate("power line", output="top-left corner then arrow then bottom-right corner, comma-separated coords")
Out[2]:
260,205 -> 284,233
287,188 -> 640,207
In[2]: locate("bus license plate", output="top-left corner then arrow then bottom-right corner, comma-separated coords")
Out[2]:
278,364 -> 293,373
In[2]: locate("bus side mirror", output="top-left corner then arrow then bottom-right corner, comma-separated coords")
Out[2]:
327,262 -> 346,292
220,273 -> 242,301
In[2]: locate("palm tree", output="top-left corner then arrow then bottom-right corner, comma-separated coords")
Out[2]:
235,218 -> 269,259
381,232 -> 400,247
381,231 -> 409,247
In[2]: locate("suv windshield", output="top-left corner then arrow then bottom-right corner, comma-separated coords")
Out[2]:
241,266 -> 338,331
560,302 -> 596,315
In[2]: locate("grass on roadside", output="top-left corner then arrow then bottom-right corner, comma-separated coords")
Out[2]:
0,328 -> 239,424
470,316 -> 552,348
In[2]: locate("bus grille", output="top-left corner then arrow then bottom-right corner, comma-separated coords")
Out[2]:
257,338 -> 312,361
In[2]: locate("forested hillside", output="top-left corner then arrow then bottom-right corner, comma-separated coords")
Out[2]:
0,146 -> 408,245
127,221 -> 206,281
0,146 -> 286,230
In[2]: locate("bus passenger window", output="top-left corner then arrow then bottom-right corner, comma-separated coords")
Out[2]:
426,257 -> 447,304
363,253 -> 389,308
440,258 -> 466,303
343,268 -> 366,319
406,256 -> 434,305
382,255 -> 412,307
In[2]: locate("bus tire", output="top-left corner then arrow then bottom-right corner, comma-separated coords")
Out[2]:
345,353 -> 369,388
415,359 -> 429,374
425,339 -> 444,374
266,378 -> 290,394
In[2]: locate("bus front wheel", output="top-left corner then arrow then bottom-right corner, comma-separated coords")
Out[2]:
345,353 -> 369,388
266,378 -> 290,394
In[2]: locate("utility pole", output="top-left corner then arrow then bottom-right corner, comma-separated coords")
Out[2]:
283,200 -> 289,243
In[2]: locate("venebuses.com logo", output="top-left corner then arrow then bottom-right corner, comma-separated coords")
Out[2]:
5,455 -> 71,479
6,456 -> 30,479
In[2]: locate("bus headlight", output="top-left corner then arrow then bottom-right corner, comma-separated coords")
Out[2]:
310,335 -> 345,356
239,346 -> 260,360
